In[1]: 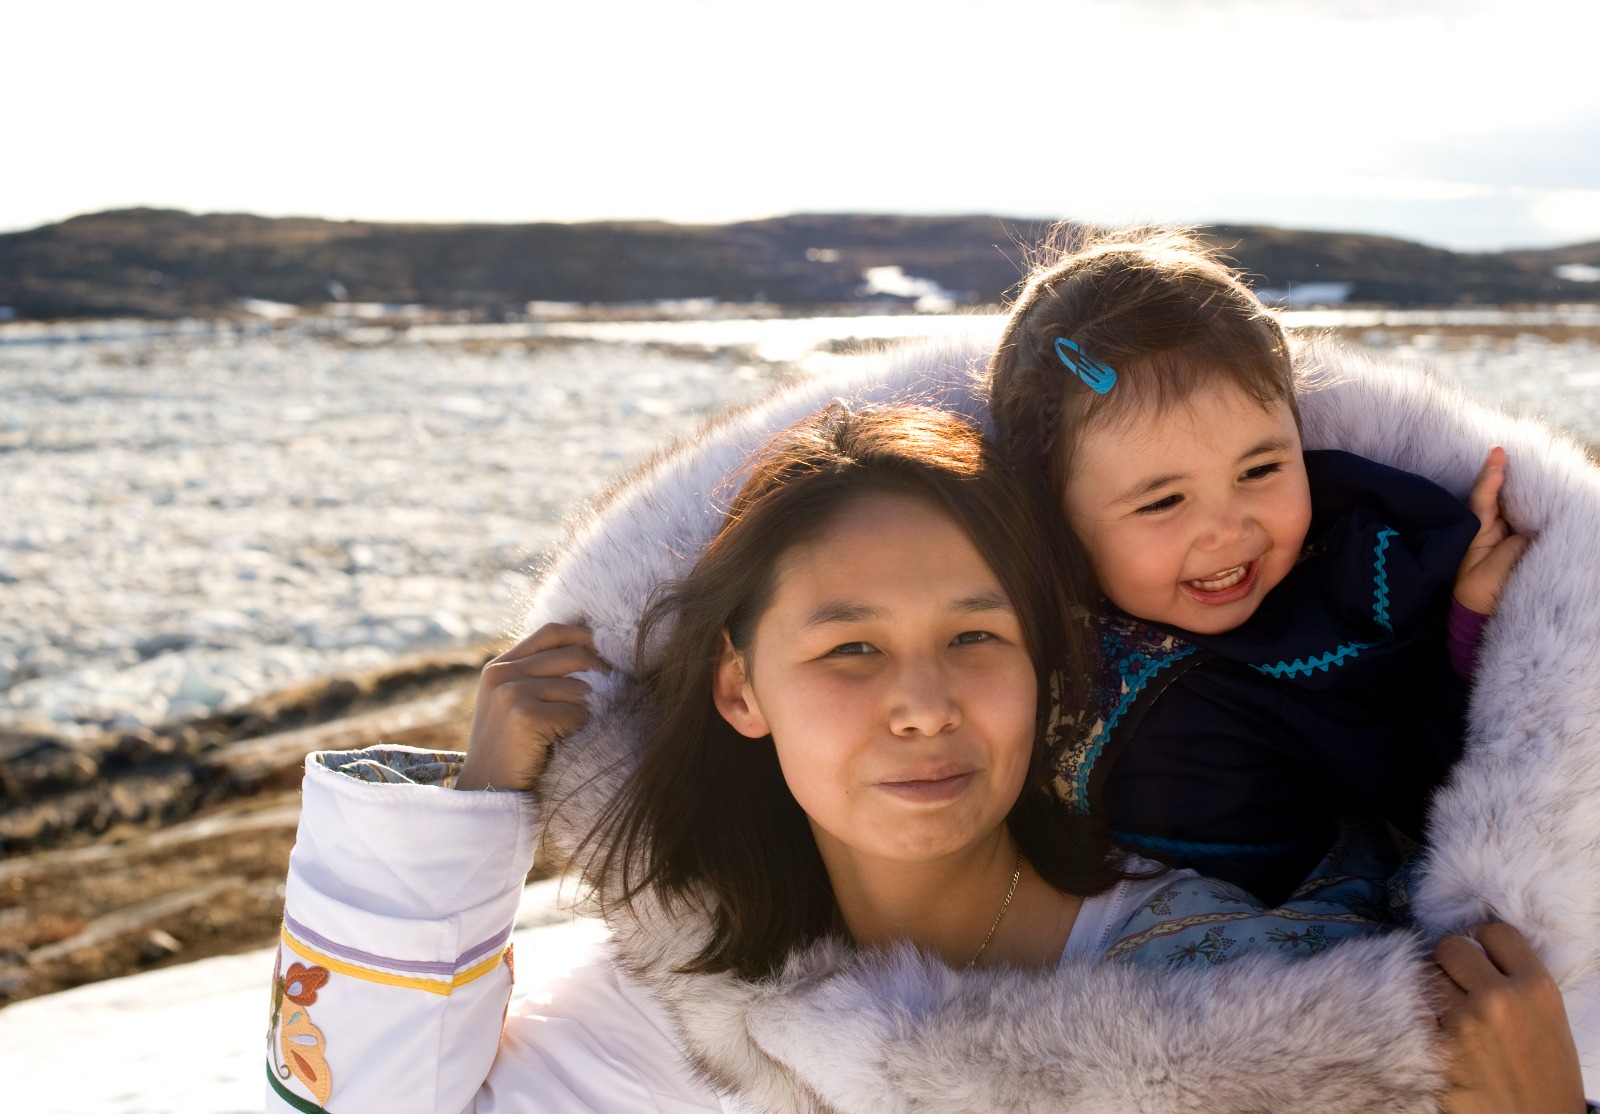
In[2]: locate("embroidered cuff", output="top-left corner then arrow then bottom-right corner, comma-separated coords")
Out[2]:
295,746 -> 538,922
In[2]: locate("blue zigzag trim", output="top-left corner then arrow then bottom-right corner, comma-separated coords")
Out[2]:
1253,640 -> 1375,679
1250,522 -> 1398,679
1074,644 -> 1199,811
1113,830 -> 1310,860
1371,525 -> 1398,632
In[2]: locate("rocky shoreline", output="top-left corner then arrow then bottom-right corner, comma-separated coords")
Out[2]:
7,209 -> 1600,320
0,647 -> 492,1005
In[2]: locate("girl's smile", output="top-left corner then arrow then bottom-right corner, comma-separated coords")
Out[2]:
1180,558 -> 1260,605
1060,384 -> 1312,635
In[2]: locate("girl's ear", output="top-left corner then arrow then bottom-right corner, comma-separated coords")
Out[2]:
712,630 -> 770,739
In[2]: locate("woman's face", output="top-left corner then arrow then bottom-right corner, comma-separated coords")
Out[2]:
713,492 -> 1037,876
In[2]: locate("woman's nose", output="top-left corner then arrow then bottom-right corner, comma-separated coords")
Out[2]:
887,659 -> 960,736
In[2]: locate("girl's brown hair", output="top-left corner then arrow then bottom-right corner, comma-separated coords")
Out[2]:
986,227 -> 1295,495
586,403 -> 1118,979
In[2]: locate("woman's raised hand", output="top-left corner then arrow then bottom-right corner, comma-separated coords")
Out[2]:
455,623 -> 610,792
1432,921 -> 1586,1114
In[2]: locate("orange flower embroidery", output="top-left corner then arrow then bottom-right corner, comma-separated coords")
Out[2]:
269,950 -> 334,1106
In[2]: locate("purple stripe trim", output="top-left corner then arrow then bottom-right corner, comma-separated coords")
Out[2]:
283,911 -> 511,976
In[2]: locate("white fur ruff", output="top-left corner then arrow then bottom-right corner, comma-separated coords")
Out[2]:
526,333 -> 1600,1111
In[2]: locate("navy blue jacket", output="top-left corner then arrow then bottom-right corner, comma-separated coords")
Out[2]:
1047,451 -> 1482,904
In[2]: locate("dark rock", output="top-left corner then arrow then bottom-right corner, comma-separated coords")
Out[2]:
106,728 -> 176,769
168,724 -> 203,758
108,779 -> 153,824
0,803 -> 58,849
4,740 -> 101,797
0,729 -> 72,765
312,678 -> 361,717
70,794 -> 116,836
0,967 -> 31,999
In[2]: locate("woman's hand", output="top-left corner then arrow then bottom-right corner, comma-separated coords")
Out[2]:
455,623 -> 610,792
1432,921 -> 1586,1114
1453,446 -> 1532,615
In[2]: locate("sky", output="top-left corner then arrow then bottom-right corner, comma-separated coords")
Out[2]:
7,0 -> 1600,251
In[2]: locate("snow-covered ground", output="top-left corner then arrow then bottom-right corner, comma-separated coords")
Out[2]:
0,880 -> 599,1114
2,312 -> 1598,739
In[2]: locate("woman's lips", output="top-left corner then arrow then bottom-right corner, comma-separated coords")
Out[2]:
876,771 -> 976,803
1180,559 -> 1260,606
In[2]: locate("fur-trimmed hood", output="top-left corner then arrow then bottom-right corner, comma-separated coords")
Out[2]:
525,333 -> 1600,1112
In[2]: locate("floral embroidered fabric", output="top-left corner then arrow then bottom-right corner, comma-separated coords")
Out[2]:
1105,826 -> 1397,968
319,747 -> 463,787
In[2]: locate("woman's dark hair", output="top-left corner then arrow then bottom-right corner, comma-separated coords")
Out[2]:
987,226 -> 1296,495
586,403 -> 1119,979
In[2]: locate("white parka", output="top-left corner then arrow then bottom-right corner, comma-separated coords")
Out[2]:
270,748 -> 1213,1113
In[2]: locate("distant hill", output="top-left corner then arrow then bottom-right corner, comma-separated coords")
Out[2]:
2,208 -> 1598,320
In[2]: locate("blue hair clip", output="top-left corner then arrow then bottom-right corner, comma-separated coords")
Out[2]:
1054,337 -> 1116,394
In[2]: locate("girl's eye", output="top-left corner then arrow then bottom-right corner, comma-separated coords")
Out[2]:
827,641 -> 876,657
1241,462 -> 1283,482
1134,493 -> 1182,515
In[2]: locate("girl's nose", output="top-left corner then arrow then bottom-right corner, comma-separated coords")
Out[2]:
888,660 -> 960,736
1200,504 -> 1255,549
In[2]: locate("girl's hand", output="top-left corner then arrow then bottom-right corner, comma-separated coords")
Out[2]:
1453,446 -> 1532,616
1431,922 -> 1586,1114
455,623 -> 609,792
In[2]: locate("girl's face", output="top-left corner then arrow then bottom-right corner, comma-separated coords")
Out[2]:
1059,383 -> 1312,636
713,492 -> 1037,876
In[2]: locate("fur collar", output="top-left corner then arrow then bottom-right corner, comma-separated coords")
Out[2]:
526,334 -> 1600,1111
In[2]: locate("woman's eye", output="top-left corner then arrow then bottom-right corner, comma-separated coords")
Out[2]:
1240,462 -> 1283,482
952,630 -> 996,646
1134,493 -> 1182,515
827,641 -> 876,656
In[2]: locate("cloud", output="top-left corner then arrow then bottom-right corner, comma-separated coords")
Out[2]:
1528,191 -> 1600,244
1386,114 -> 1600,193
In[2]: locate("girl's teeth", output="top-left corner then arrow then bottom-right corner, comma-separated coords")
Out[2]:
1189,564 -> 1246,591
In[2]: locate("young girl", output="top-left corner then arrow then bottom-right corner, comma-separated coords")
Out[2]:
264,403 -> 1484,1113
987,228 -> 1532,904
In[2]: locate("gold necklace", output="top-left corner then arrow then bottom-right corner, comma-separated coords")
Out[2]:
966,849 -> 1025,969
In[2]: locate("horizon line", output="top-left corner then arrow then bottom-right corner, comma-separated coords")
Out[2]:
7,205 -> 1599,256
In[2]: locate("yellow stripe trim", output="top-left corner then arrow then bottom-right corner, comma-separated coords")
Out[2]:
280,928 -> 505,997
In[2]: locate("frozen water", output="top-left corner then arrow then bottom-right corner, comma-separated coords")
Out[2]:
1359,332 -> 1600,437
0,327 -> 791,737
2,312 -> 1597,738
0,879 -> 599,1114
